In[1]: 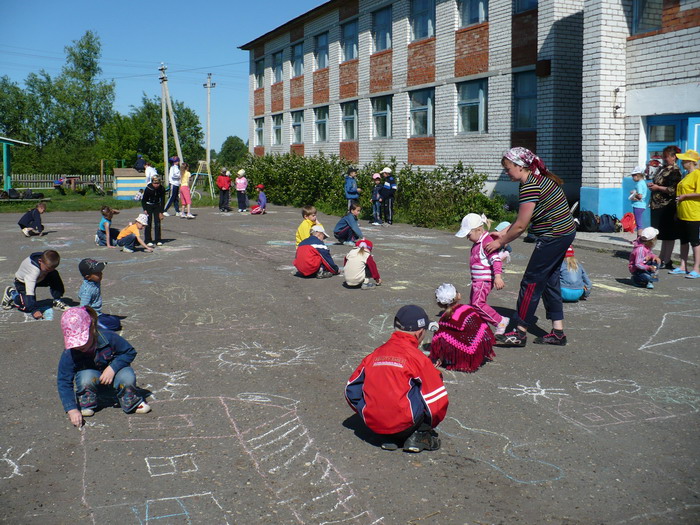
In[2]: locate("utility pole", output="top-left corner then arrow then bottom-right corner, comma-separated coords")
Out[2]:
159,64 -> 168,174
203,73 -> 216,168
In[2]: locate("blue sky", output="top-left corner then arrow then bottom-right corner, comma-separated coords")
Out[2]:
0,0 -> 323,152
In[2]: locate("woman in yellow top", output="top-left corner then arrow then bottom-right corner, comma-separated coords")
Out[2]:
672,149 -> 700,278
178,162 -> 195,219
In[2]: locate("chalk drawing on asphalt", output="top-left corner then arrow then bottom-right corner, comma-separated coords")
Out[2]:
498,380 -> 569,403
556,398 -> 675,429
205,342 -> 317,373
145,453 -> 198,477
1,447 -> 33,479
129,492 -> 229,523
640,386 -> 700,411
441,417 -> 564,485
128,414 -> 195,432
636,309 -> 700,366
575,379 -> 640,395
140,368 -> 189,400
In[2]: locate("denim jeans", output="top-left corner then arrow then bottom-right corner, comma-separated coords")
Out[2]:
116,234 -> 136,250
631,270 -> 654,286
75,367 -> 141,413
372,201 -> 382,224
164,185 -> 180,213
96,228 -> 119,246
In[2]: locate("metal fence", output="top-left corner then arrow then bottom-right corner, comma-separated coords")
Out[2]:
10,174 -> 115,191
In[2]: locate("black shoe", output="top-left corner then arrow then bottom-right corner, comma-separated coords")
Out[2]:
496,329 -> 527,347
533,331 -> 567,346
316,269 -> 334,279
403,429 -> 440,453
660,261 -> 675,270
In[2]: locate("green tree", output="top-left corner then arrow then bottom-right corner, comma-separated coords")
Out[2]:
217,136 -> 249,168
0,76 -> 27,139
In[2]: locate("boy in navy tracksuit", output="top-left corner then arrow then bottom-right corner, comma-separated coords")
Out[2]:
333,202 -> 363,245
379,167 -> 397,225
344,167 -> 361,211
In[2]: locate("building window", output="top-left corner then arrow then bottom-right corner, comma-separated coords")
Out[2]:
373,7 -> 393,52
291,43 -> 304,78
254,118 -> 264,146
315,32 -> 328,70
272,51 -> 283,83
460,0 -> 488,26
291,111 -> 304,144
315,106 -> 328,143
342,101 -> 358,141
514,71 -> 537,131
341,20 -> 358,61
411,0 -> 435,41
254,59 -> 264,89
410,88 -> 434,137
458,80 -> 487,133
514,0 -> 537,13
632,0 -> 662,34
372,96 -> 392,139
272,114 -> 283,145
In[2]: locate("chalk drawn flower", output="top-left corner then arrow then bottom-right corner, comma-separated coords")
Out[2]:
499,380 -> 569,403
209,342 -> 316,373
575,379 -> 640,395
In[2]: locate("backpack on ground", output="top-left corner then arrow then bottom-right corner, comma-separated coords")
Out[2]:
577,210 -> 598,232
22,189 -> 34,199
8,188 -> 20,200
598,214 -> 616,233
621,212 -> 636,233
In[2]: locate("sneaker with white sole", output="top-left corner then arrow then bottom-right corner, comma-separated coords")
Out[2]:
403,429 -> 441,453
496,329 -> 527,347
495,316 -> 510,336
147,242 -> 154,247
53,299 -> 69,311
533,331 -> 567,346
186,214 -> 195,219
22,228 -> 32,237
80,408 -> 95,417
94,234 -> 100,245
135,402 -> 151,414
156,242 -> 163,246
361,282 -> 376,289
2,286 -> 14,310
162,212 -> 171,217
121,246 -> 134,253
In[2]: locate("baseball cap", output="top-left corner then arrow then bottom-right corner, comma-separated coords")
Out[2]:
640,227 -> 659,241
256,184 -> 265,190
346,167 -> 357,175
79,258 -> 106,277
372,173 -> 381,180
435,283 -> 457,305
394,305 -> 428,331
61,307 -> 92,349
495,221 -> 511,232
355,239 -> 373,251
456,213 -> 488,238
381,167 -> 392,174
311,225 -> 328,238
565,246 -> 575,258
630,165 -> 645,176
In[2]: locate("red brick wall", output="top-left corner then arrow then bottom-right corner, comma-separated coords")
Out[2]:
339,141 -> 359,163
455,23 -> 489,77
510,131 -> 537,154
254,88 -> 264,116
290,77 -> 304,108
254,146 -> 265,157
628,0 -> 700,39
339,0 -> 359,20
290,144 -> 305,156
370,50 -> 393,93
271,83 -> 284,113
339,59 -> 359,99
313,69 -> 329,104
511,10 -> 538,67
407,37 -> 435,86
290,24 -> 304,42
408,137 -> 435,165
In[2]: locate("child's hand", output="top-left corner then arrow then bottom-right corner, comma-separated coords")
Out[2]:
494,275 -> 505,290
32,310 -> 43,320
146,247 -> 154,253
67,409 -> 83,427
375,278 -> 382,285
99,366 -> 115,385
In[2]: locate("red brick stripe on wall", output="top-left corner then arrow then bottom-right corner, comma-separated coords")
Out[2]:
254,88 -> 264,116
271,83 -> 284,113
629,1 -> 700,39
290,76 -> 304,108
313,69 -> 329,104
511,10 -> 538,67
339,141 -> 359,163
254,146 -> 265,157
339,59 -> 359,99
407,37 -> 436,86
407,137 -> 435,165
370,50 -> 393,93
290,144 -> 305,156
455,23 -> 489,77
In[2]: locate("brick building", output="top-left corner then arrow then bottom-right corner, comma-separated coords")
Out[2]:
240,0 -> 700,212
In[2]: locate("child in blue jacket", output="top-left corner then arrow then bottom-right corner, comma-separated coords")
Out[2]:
560,246 -> 592,301
18,202 -> 46,236
333,202 -> 363,245
344,167 -> 361,210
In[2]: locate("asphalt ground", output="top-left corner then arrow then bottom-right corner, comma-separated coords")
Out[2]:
0,205 -> 698,524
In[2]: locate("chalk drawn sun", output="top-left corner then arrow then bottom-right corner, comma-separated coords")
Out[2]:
499,380 -> 569,403
208,342 -> 317,373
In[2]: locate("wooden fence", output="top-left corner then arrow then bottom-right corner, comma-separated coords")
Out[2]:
10,174 -> 115,191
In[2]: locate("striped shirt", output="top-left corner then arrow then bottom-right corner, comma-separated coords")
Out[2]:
519,174 -> 576,237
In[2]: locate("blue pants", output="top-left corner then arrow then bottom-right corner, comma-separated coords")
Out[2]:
561,288 -> 584,302
13,273 -> 64,311
631,270 -> 654,286
164,185 -> 180,213
116,233 -> 136,250
97,313 -> 122,331
75,367 -> 142,413
334,226 -> 359,244
96,228 -> 119,246
372,201 -> 382,224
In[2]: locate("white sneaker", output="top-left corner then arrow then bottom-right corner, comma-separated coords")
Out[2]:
81,408 -> 95,417
135,402 -> 151,414
147,242 -> 154,247
162,212 -> 171,217
22,228 -> 32,237
2,286 -> 14,310
122,246 -> 134,253
95,234 -> 100,245
371,222 -> 381,226
156,242 -> 163,246
186,214 -> 195,219
495,316 -> 510,336
53,299 -> 69,311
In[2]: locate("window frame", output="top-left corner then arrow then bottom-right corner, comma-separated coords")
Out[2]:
272,51 -> 283,84
254,59 -> 265,89
458,79 -> 488,133
513,71 -> 537,131
372,96 -> 393,139
315,32 -> 329,70
291,43 -> 304,78
291,110 -> 304,144
514,0 -> 537,14
341,101 -> 358,141
272,114 -> 283,145
373,6 -> 393,53
632,0 -> 663,34
410,88 -> 434,137
341,20 -> 359,62
254,118 -> 264,147
411,0 -> 435,42
460,0 -> 488,26
315,106 -> 329,143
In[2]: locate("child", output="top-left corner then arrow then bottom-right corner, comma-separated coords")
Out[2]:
429,283 -> 496,373
141,176 -> 165,246
163,156 -> 181,216
235,169 -> 248,212
18,202 -> 46,237
78,258 -> 122,331
379,166 -> 397,225
560,246 -> 592,302
179,162 -> 195,219
57,307 -> 151,427
1,249 -> 68,319
295,205 -> 324,246
95,206 -> 120,247
345,305 -> 448,452
216,168 -> 232,212
343,239 -> 382,289
455,213 -> 509,335
251,184 -> 267,215
630,166 -> 649,236
370,173 -> 382,225
344,167 -> 361,210
293,225 -> 339,278
132,189 -> 144,201
333,202 -> 363,245
116,214 -> 154,253
629,227 -> 661,289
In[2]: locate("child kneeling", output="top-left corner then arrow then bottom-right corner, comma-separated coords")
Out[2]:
57,307 -> 150,427
343,240 -> 382,289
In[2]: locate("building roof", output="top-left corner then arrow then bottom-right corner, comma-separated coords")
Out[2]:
239,0 -> 338,51
0,136 -> 31,146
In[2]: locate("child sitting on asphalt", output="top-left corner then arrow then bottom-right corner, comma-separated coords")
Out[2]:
95,205 -> 120,247
343,239 -> 382,289
18,202 -> 46,237
455,213 -> 509,335
57,306 -> 151,428
293,225 -> 339,278
116,214 -> 154,253
345,305 -> 448,453
295,205 -> 323,246
251,184 -> 267,215
429,283 -> 495,373
560,246 -> 592,302
78,258 -> 122,331
333,201 -> 363,245
629,227 -> 661,289
2,249 -> 68,319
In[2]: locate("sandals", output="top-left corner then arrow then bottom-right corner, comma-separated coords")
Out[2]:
686,271 -> 700,279
668,268 -> 687,275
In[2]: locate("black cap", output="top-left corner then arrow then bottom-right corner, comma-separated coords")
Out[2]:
394,305 -> 428,331
79,258 -> 106,277
347,167 -> 357,175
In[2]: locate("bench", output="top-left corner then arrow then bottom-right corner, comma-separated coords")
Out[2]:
0,198 -> 52,204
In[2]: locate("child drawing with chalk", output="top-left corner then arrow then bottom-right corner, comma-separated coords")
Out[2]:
629,227 -> 661,289
343,239 -> 382,289
57,306 -> 151,428
95,206 -> 120,247
455,213 -> 509,335
18,202 -> 46,237
560,246 -> 592,302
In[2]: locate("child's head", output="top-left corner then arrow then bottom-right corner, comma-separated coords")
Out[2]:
302,205 -> 318,221
435,283 -> 461,309
135,213 -> 149,229
36,202 -> 47,213
101,205 -> 119,219
373,173 -> 381,184
256,184 -> 265,192
355,239 -> 373,253
61,306 -> 98,351
237,169 -> 246,178
349,201 -> 361,216
310,224 -> 328,240
79,258 -> 106,283
347,167 -> 357,178
381,167 -> 392,178
455,213 -> 490,242
565,245 -> 579,271
39,250 -> 60,271
639,227 -> 659,248
630,166 -> 645,182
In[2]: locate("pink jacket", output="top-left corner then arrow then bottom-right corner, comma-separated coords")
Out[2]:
469,232 -> 502,281
628,241 -> 654,273
235,177 -> 248,191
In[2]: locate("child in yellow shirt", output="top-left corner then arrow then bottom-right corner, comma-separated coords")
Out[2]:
116,214 -> 154,253
295,205 -> 324,246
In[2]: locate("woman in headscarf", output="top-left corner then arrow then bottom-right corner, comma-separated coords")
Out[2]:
485,147 -> 576,347
647,145 -> 682,269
